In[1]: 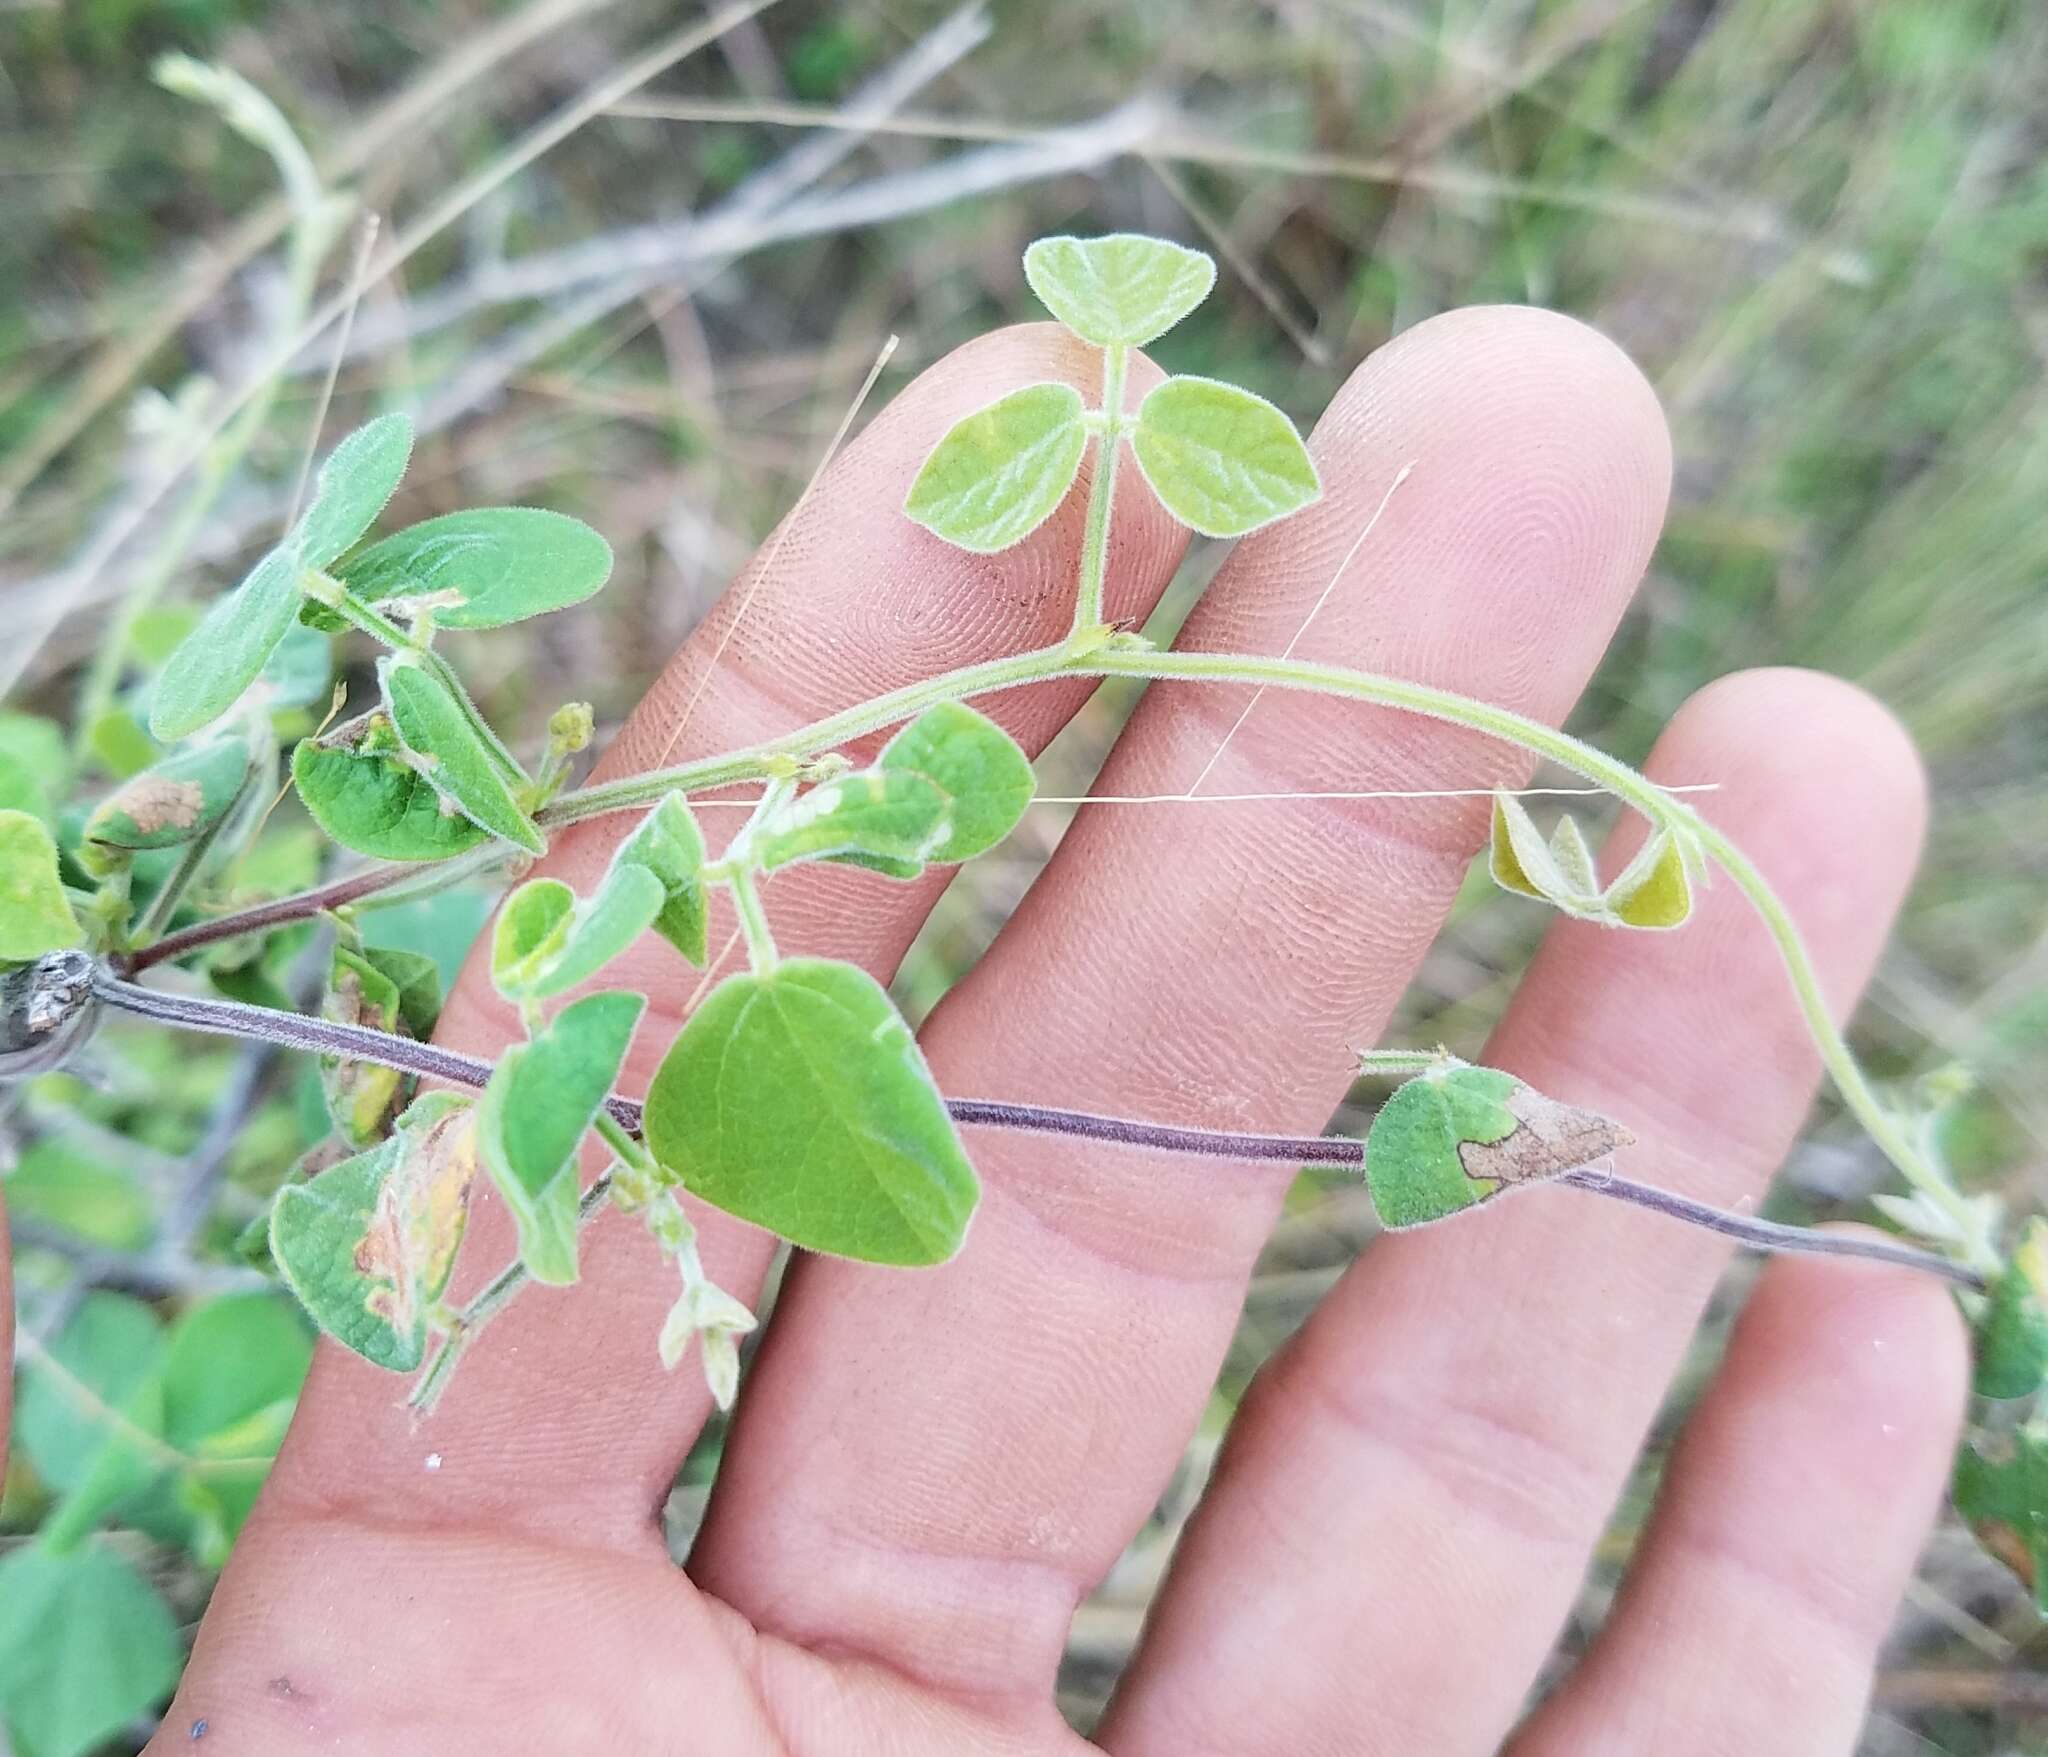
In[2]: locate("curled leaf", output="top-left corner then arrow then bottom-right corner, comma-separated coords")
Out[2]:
617,794 -> 709,965
292,711 -> 490,862
83,735 -> 255,854
320,945 -> 410,1147
476,990 -> 644,1285
1954,1425 -> 2048,1610
1364,1065 -> 1630,1230
750,769 -> 952,875
380,655 -> 544,855
1488,793 -> 1695,931
873,701 -> 1034,861
491,864 -> 664,1002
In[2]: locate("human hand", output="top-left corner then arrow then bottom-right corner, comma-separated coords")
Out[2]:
147,309 -> 1964,1756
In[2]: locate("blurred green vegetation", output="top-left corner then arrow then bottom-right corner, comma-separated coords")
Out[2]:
3,0 -> 2044,1748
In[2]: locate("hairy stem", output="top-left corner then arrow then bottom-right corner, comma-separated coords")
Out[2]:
91,971 -> 1983,1293
407,1172 -> 614,1417
1069,342 -> 1128,639
120,844 -> 507,974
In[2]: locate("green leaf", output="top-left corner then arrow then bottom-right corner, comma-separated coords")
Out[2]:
1021,233 -> 1216,347
292,411 -> 414,567
292,711 -> 491,862
161,1293 -> 313,1456
0,809 -> 81,960
338,507 -> 613,629
904,381 -> 1088,554
1974,1219 -> 2048,1399
260,619 -> 337,711
751,769 -> 952,874
1129,375 -> 1321,539
1364,1065 -> 1629,1229
476,990 -> 643,1285
357,944 -> 443,1038
15,1293 -> 165,1512
82,734 -> 255,853
149,544 -> 305,741
83,710 -> 158,781
2,1139 -> 154,1250
645,958 -> 979,1266
876,701 -> 1034,860
616,794 -> 709,965
270,1138 -> 426,1372
491,878 -> 575,997
381,655 -> 545,854
0,1543 -> 180,1757
1955,1425 -> 2048,1610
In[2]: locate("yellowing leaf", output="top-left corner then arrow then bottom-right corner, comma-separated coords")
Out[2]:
0,809 -> 80,960
1607,832 -> 1694,930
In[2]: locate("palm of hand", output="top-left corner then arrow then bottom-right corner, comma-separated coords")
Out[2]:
152,311 -> 1962,1757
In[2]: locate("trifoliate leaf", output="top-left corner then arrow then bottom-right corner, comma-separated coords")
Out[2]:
338,507 -> 613,629
1021,233 -> 1216,346
1129,375 -> 1321,538
904,381 -> 1088,554
644,957 -> 979,1266
0,809 -> 81,960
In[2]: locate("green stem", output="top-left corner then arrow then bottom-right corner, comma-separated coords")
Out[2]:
727,865 -> 778,976
1069,342 -> 1128,640
407,1172 -> 614,1417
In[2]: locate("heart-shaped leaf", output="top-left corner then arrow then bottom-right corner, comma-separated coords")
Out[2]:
1129,375 -> 1321,539
0,809 -> 81,960
904,381 -> 1088,554
1365,1065 -> 1629,1229
477,990 -> 643,1285
270,1138 -> 426,1371
616,794 -> 709,965
149,543 -> 306,741
644,957 -> 979,1266
292,711 -> 492,862
1022,233 -> 1216,346
292,411 -> 414,567
0,1543 -> 180,1757
381,655 -> 544,854
338,507 -> 613,628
